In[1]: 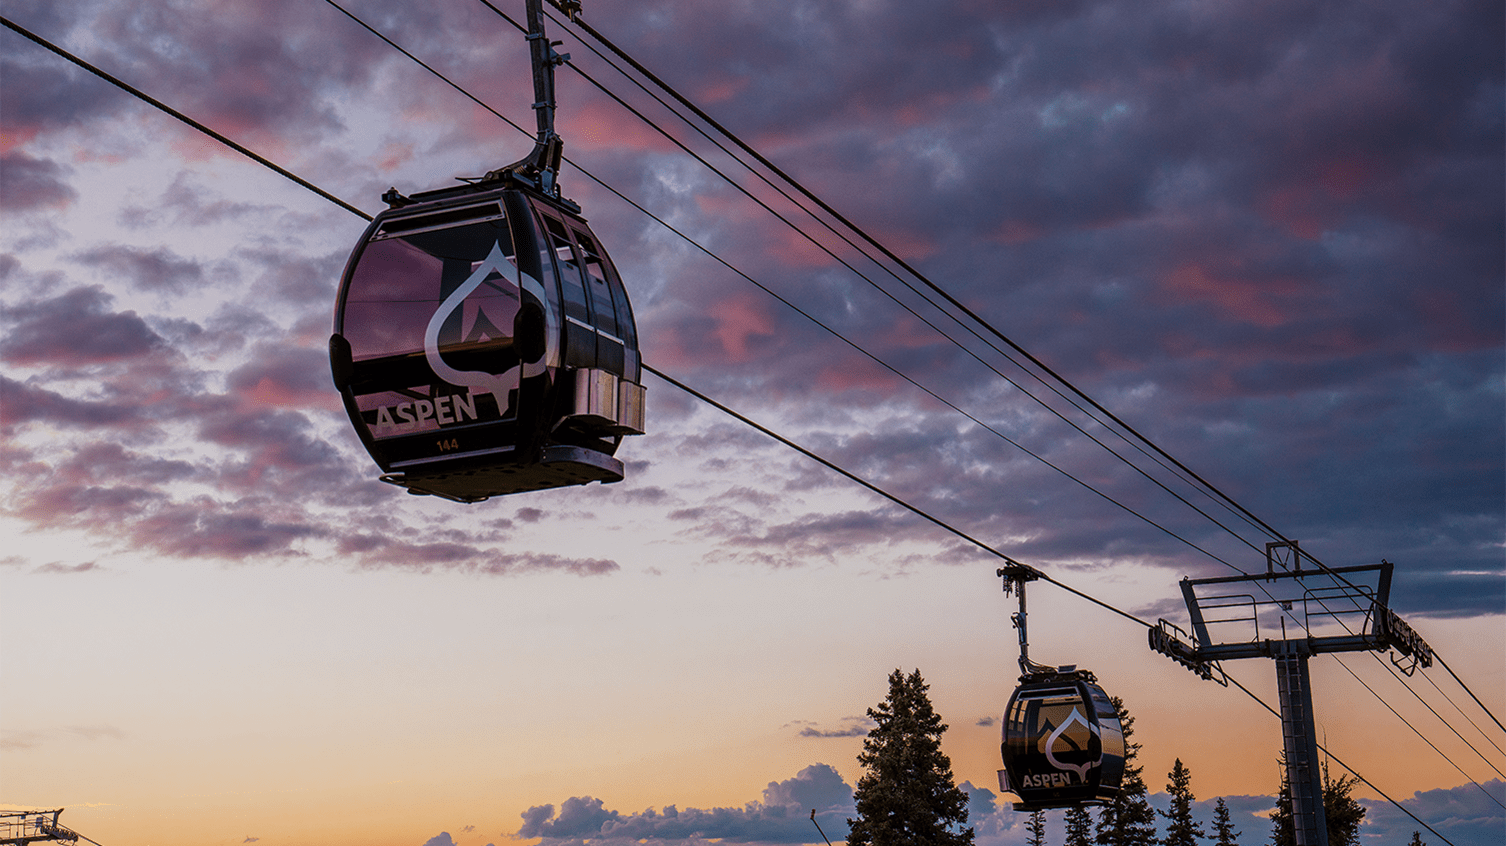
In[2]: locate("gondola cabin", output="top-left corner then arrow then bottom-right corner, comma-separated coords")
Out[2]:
998,671 -> 1125,811
330,180 -> 645,502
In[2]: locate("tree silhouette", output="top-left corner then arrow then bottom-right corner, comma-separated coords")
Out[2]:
847,668 -> 973,846
1267,756 -> 1366,846
1159,759 -> 1206,846
1065,805 -> 1094,846
1094,696 -> 1157,846
1211,797 -> 1241,846
1319,762 -> 1365,846
1027,809 -> 1047,846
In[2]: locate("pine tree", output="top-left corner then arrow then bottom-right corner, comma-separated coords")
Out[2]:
1407,832 -> 1425,846
1268,757 -> 1293,846
1267,755 -> 1367,846
1211,797 -> 1241,846
847,669 -> 974,846
1065,805 -> 1094,846
1027,809 -> 1047,846
1159,759 -> 1206,846
1094,696 -> 1157,846
1319,761 -> 1364,846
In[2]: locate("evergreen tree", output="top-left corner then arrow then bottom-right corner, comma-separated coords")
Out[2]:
847,669 -> 974,846
1065,805 -> 1094,846
1319,762 -> 1364,846
1407,832 -> 1425,846
1267,755 -> 1367,846
1269,758 -> 1293,846
1094,696 -> 1158,846
1027,809 -> 1047,846
1159,759 -> 1206,846
1211,797 -> 1241,846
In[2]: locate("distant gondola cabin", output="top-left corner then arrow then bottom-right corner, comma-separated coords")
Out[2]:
998,672 -> 1126,811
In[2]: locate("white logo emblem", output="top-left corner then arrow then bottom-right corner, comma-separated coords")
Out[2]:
1042,706 -> 1102,781
422,241 -> 557,404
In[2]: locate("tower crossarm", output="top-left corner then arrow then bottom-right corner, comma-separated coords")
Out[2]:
0,810 -> 95,846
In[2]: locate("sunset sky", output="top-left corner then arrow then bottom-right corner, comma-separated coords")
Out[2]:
1,1 -> 1502,845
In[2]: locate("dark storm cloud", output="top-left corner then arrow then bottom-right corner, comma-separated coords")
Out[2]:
725,510 -> 922,560
601,1 -> 1500,419
71,244 -> 206,293
0,285 -> 171,366
0,151 -> 78,212
0,25 -> 129,142
1361,779 -> 1504,846
0,375 -> 141,428
82,0 -> 374,141
519,764 -> 853,844
238,246 -> 345,307
195,406 -> 340,469
14,482 -> 166,523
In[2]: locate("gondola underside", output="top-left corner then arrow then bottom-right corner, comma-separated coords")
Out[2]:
381,444 -> 624,503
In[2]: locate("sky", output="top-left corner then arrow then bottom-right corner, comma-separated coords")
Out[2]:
1,1 -> 1502,845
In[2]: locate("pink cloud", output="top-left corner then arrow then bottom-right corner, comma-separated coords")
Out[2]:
1160,262 -> 1302,328
705,292 -> 777,361
812,354 -> 903,397
224,345 -> 339,411
562,98 -> 684,155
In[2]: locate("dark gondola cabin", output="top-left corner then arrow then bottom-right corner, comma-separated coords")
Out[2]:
999,671 -> 1126,811
331,181 -> 645,502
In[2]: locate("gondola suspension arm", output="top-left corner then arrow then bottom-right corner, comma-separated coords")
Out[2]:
485,0 -> 572,196
999,563 -> 1056,677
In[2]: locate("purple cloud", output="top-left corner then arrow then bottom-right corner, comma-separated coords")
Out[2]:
0,151 -> 77,211
0,375 -> 141,428
0,285 -> 171,366
519,764 -> 855,844
71,244 -> 206,293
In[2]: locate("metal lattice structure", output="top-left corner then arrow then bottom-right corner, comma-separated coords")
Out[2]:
1148,545 -> 1433,846
0,810 -> 100,846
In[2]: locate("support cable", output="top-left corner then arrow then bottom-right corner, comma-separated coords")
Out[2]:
507,0 -> 1285,567
452,2 -> 1414,707
642,365 -> 1155,631
1438,653 -> 1506,735
1416,664 -> 1506,760
0,17 -> 369,222
1329,654 -> 1506,801
539,0 -> 1294,548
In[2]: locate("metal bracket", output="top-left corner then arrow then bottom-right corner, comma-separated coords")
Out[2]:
1148,619 -> 1225,684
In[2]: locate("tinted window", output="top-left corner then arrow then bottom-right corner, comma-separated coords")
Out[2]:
339,216 -> 524,438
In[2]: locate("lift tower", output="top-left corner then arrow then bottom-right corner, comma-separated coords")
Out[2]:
1147,544 -> 1433,846
0,809 -> 104,846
